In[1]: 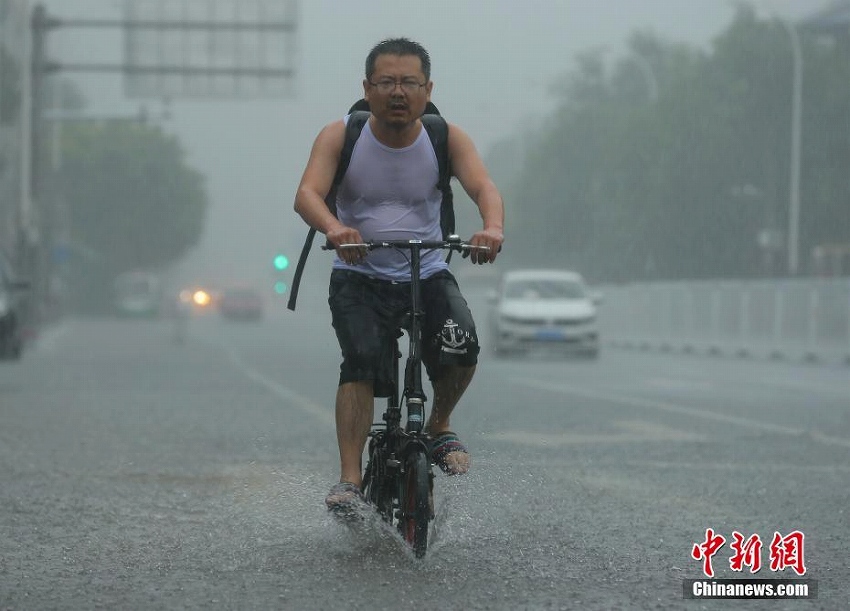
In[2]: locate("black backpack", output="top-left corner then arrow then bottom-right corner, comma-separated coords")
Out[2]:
287,100 -> 454,311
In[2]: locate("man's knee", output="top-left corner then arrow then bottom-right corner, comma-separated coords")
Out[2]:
439,363 -> 476,382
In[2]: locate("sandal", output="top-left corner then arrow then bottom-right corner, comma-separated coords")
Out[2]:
429,431 -> 470,475
325,481 -> 365,515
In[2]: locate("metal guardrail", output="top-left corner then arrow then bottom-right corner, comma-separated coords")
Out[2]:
598,277 -> 850,365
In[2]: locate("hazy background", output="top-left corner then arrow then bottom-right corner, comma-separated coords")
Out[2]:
41,0 -> 819,289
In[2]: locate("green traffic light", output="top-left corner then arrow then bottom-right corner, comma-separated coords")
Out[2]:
274,281 -> 287,294
273,254 -> 289,271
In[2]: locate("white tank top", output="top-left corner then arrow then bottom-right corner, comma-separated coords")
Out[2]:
331,115 -> 448,281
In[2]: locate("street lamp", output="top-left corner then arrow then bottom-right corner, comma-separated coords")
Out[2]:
747,2 -> 804,276
779,17 -> 803,276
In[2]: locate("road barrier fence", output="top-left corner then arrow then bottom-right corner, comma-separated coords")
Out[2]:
598,277 -> 850,365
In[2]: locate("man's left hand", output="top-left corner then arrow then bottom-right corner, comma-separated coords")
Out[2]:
467,228 -> 504,264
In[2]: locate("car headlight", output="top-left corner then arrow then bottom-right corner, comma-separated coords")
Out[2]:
192,290 -> 212,307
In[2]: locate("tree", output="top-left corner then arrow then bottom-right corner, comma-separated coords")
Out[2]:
60,121 -> 208,309
0,44 -> 21,125
499,3 -> 850,281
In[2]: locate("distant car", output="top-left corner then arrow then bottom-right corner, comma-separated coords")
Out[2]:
113,271 -> 162,318
488,269 -> 601,358
0,249 -> 30,360
218,287 -> 264,321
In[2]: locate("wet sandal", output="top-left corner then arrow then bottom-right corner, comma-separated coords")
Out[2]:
430,431 -> 470,475
325,481 -> 365,515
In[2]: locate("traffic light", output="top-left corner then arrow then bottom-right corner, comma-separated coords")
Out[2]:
273,254 -> 289,271
272,253 -> 289,296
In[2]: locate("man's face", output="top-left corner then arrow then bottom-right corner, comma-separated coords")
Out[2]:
364,54 -> 432,128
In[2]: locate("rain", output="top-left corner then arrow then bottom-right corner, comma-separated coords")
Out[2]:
1,0 -> 846,608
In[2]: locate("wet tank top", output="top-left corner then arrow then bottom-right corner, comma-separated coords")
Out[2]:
331,115 -> 448,281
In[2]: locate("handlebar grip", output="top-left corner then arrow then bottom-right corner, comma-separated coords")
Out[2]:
321,243 -> 366,250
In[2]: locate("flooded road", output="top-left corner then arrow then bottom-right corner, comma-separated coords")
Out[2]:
1,300 -> 846,609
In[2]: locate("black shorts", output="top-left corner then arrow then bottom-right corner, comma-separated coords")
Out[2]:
328,269 -> 479,397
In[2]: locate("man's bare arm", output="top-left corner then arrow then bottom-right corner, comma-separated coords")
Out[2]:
294,120 -> 346,234
294,120 -> 365,264
448,123 -> 505,263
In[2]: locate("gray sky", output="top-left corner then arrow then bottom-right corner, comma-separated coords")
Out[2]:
43,0 -> 819,287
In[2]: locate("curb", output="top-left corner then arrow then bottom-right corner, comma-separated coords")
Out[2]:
607,339 -> 850,367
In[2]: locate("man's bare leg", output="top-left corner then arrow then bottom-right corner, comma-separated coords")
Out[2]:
426,365 -> 475,474
331,381 -> 373,495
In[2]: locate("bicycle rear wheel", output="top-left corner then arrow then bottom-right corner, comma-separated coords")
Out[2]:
399,449 -> 431,558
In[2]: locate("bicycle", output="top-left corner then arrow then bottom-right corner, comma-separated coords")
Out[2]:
326,236 -> 488,558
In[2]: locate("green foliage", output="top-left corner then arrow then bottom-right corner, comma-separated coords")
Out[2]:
60,121 -> 208,276
499,4 -> 850,281
0,44 -> 20,124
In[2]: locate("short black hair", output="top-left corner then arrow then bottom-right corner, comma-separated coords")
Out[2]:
365,38 -> 431,81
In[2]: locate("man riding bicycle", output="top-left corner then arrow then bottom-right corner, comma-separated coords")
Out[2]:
293,38 -> 505,511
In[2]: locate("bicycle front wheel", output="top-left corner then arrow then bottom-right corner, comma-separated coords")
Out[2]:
399,449 -> 431,558
363,443 -> 394,523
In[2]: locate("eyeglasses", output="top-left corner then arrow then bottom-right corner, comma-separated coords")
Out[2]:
368,78 -> 427,94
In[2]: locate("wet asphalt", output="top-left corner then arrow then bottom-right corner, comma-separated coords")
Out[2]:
1,288 -> 848,610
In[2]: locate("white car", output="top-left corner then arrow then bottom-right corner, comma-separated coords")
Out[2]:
488,269 -> 601,358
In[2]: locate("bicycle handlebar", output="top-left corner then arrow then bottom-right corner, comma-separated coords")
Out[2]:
322,236 -> 490,253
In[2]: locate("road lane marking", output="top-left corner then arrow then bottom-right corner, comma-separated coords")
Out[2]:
226,351 -> 335,428
472,456 -> 850,474
621,460 -> 850,474
645,377 -> 714,391
486,419 -> 704,446
509,376 -> 850,448
756,374 -> 850,400
28,320 -> 72,353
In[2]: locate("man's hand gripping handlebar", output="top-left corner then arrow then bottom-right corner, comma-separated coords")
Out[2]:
324,235 -> 498,266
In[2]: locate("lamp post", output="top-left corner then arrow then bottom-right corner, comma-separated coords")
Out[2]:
748,1 -> 804,275
779,16 -> 803,276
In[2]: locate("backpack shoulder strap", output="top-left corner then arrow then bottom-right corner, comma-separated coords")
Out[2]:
420,114 -> 450,192
332,111 -> 371,201
420,114 -> 456,261
287,112 -> 370,311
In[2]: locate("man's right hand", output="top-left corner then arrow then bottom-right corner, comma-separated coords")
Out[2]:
327,226 -> 367,265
